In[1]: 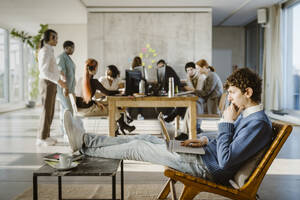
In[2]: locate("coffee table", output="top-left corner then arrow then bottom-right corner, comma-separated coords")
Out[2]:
33,156 -> 124,200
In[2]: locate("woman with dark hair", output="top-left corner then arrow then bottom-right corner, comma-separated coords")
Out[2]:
131,56 -> 145,79
37,29 -> 67,146
76,59 -> 135,134
132,56 -> 142,69
128,56 -> 145,120
98,65 -> 123,91
98,65 -> 135,134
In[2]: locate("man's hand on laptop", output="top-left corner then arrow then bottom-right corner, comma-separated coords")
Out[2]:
180,136 -> 208,147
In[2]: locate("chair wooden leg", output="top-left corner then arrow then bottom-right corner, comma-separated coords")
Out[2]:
170,179 -> 177,200
179,185 -> 199,200
158,178 -> 176,199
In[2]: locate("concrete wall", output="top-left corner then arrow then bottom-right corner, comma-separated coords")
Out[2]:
87,12 -> 212,79
49,24 -> 87,82
212,26 -> 245,83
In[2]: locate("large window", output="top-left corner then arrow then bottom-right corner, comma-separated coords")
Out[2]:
0,27 -> 28,106
0,28 -> 8,103
283,2 -> 300,110
9,38 -> 23,102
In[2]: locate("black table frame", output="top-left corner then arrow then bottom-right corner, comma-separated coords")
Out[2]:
33,158 -> 124,200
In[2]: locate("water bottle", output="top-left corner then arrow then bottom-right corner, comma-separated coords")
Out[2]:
168,77 -> 174,98
139,79 -> 145,94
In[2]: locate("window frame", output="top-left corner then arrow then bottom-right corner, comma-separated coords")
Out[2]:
0,28 -> 10,103
282,1 -> 300,110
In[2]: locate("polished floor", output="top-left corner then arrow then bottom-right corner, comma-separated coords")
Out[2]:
0,107 -> 300,200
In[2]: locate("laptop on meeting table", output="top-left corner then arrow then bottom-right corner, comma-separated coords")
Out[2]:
158,113 -> 205,155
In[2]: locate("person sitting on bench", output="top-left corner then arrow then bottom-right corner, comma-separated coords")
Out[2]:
64,67 -> 273,185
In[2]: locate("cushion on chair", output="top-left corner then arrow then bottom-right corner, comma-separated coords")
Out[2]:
230,148 -> 267,188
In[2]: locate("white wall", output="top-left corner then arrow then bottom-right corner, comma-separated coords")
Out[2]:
0,0 -> 86,35
212,26 -> 245,83
88,12 -> 212,79
49,24 -> 87,82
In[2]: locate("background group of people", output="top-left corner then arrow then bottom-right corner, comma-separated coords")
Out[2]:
37,28 -> 223,146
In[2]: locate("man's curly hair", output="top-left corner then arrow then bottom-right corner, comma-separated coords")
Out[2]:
224,67 -> 262,103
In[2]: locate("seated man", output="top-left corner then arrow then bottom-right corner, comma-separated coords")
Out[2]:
64,67 -> 273,185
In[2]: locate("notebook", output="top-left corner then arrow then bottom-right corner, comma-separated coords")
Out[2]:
158,113 -> 205,155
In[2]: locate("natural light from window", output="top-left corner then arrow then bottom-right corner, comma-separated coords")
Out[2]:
292,3 -> 300,110
293,4 -> 300,70
285,3 -> 300,110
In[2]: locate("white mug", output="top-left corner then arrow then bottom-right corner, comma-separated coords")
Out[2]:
59,154 -> 72,168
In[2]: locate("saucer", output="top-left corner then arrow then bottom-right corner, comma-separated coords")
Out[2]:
53,162 -> 78,171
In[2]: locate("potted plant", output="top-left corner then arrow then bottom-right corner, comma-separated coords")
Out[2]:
10,24 -> 48,107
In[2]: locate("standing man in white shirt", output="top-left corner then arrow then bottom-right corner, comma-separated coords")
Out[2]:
37,29 -> 67,146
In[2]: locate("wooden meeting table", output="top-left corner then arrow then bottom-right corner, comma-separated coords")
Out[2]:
107,95 -> 198,139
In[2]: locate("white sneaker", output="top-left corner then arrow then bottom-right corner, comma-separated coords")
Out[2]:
64,110 -> 84,152
36,138 -> 56,146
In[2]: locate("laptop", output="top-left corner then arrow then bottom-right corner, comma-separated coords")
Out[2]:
158,113 -> 205,155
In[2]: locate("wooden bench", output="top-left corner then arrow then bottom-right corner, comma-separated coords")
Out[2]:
158,122 -> 293,200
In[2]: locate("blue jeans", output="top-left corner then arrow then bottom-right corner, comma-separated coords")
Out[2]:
80,134 -> 212,179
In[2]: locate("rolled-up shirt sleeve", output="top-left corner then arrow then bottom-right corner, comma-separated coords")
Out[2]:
38,47 -> 60,84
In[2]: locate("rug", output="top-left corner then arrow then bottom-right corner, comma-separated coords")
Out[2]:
14,183 -> 230,200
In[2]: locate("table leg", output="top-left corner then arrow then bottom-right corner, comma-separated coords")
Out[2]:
112,175 -> 116,200
189,101 -> 197,139
121,160 -> 124,200
58,176 -> 62,200
33,175 -> 38,200
109,99 -> 116,137
175,115 -> 180,137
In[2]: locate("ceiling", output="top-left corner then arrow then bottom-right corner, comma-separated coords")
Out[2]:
0,0 -> 284,33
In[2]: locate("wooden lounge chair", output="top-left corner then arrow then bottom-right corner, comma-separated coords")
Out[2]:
157,122 -> 293,200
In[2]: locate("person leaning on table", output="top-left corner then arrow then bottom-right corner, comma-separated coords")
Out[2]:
64,67 -> 273,186
37,29 -> 67,146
